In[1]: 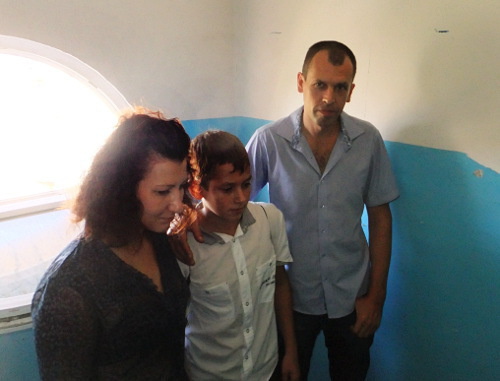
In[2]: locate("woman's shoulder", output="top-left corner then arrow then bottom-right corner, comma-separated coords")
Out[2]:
32,237 -> 111,305
37,238 -> 84,284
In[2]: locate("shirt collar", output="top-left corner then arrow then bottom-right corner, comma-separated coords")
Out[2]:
275,106 -> 366,152
200,206 -> 256,245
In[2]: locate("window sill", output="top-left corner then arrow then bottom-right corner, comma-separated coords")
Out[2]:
0,192 -> 67,221
0,208 -> 81,335
0,293 -> 32,334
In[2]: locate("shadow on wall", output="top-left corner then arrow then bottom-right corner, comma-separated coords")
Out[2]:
381,13 -> 500,173
370,142 -> 500,381
367,18 -> 500,379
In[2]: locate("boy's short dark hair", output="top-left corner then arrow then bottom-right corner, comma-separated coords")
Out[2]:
190,130 -> 250,189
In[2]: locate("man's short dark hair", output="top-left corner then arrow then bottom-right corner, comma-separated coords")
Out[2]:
302,41 -> 357,80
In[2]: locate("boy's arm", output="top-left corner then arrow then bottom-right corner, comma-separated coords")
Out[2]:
275,265 -> 300,381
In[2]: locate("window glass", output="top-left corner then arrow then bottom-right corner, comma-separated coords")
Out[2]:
0,36 -> 128,332
0,53 -> 118,201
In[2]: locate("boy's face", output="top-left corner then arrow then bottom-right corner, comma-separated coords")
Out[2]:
201,163 -> 252,227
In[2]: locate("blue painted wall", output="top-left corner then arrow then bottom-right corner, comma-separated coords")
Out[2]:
369,142 -> 500,381
0,328 -> 39,381
186,117 -> 500,380
2,117 -> 498,380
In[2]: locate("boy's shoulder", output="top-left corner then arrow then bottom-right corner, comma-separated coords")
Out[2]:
247,201 -> 277,213
247,201 -> 283,222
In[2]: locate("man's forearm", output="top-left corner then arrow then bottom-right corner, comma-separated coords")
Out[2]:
367,203 -> 393,305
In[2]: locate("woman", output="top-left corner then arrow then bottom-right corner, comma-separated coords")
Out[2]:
32,108 -> 192,380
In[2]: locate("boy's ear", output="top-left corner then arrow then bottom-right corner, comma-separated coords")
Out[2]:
189,180 -> 203,200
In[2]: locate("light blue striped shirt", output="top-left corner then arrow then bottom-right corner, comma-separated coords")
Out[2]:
246,107 -> 399,318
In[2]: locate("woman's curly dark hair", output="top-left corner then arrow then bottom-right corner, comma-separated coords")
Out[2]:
72,107 -> 192,247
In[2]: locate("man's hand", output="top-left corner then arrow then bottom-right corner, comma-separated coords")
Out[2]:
280,352 -> 301,381
352,203 -> 391,338
167,205 -> 203,266
351,295 -> 383,338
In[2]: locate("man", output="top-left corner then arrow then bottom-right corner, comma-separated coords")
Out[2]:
246,41 -> 400,380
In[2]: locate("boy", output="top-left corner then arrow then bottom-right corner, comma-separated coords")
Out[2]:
179,130 -> 299,380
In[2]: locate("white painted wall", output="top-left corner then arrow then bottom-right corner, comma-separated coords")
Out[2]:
233,0 -> 500,171
2,0 -> 497,169
0,0 -> 236,120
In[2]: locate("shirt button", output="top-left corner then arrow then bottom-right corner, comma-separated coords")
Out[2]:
246,328 -> 250,333
245,302 -> 249,306
240,270 -> 244,275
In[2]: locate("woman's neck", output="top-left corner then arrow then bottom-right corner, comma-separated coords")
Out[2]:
110,235 -> 164,293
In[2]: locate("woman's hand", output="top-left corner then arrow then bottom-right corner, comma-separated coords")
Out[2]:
167,205 -> 203,266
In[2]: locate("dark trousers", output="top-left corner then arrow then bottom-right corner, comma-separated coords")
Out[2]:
293,311 -> 373,381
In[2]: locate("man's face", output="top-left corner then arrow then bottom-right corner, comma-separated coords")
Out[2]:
297,50 -> 355,129
200,163 -> 251,228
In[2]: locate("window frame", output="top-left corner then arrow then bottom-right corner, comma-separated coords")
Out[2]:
0,35 -> 129,221
0,35 -> 129,333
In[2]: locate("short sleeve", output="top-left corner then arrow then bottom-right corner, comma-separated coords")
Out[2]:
177,259 -> 190,279
257,203 -> 293,264
364,131 -> 400,207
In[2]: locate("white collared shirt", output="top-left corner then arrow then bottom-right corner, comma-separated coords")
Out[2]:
180,202 -> 292,380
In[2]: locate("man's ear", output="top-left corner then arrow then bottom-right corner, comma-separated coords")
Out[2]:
346,83 -> 355,103
189,181 -> 203,200
297,72 -> 305,93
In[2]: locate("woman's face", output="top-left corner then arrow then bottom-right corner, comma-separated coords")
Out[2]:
136,156 -> 188,233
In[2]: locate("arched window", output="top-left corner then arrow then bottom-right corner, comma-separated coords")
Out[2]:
0,35 -> 129,333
